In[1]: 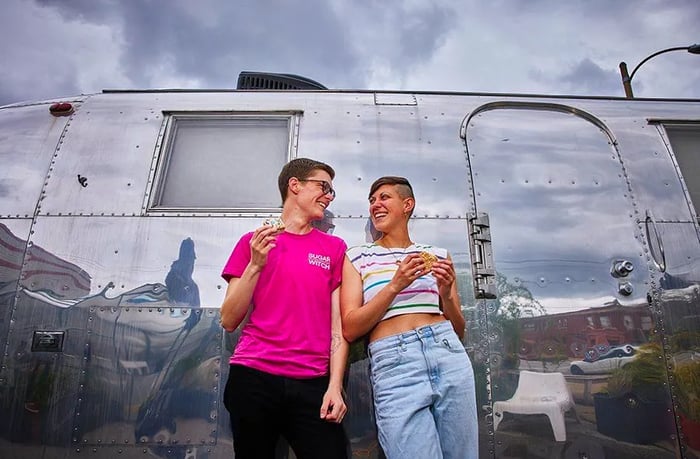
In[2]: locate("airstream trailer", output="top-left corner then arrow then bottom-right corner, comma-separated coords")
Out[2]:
1,72 -> 700,458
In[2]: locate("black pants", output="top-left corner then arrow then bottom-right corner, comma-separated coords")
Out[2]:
224,364 -> 348,459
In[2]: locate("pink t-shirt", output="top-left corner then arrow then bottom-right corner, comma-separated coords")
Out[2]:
221,229 -> 347,378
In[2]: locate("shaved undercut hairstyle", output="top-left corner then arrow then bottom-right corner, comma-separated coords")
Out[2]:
369,176 -> 414,199
369,176 -> 415,217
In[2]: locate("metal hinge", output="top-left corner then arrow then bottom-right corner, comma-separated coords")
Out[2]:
467,212 -> 497,299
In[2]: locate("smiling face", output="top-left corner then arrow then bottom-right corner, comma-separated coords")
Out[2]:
277,158 -> 336,225
277,157 -> 335,203
368,183 -> 414,233
296,169 -> 335,220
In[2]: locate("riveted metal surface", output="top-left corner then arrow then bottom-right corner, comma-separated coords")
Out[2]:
1,89 -> 700,458
0,104 -> 73,218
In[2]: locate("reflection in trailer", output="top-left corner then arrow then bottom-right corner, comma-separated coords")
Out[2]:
515,302 -> 653,360
1,72 -> 700,458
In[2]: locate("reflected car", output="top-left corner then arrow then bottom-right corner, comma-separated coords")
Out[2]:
569,344 -> 637,375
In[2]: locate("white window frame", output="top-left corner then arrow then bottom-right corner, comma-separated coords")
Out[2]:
145,111 -> 301,214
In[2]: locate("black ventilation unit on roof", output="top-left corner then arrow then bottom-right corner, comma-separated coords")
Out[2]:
236,71 -> 327,90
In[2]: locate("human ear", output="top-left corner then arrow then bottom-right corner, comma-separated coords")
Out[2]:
403,197 -> 415,215
288,177 -> 300,195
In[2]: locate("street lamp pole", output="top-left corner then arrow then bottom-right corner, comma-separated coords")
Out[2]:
619,44 -> 700,98
619,62 -> 634,98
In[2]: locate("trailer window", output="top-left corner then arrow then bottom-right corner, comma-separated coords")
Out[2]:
149,114 -> 296,211
665,124 -> 700,219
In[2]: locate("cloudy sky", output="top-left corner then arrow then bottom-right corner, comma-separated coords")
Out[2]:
1,0 -> 699,106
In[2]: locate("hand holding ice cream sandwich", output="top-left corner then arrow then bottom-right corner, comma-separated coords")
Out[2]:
262,217 -> 286,233
419,251 -> 438,271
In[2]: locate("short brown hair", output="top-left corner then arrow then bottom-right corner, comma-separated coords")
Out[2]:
278,158 -> 335,203
369,176 -> 414,200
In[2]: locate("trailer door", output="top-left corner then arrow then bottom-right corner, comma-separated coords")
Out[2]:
461,102 -> 670,456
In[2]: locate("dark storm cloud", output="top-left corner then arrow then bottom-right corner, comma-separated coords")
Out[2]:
38,0 -> 456,89
548,58 -> 621,95
2,0 -> 699,105
129,2 -> 361,88
376,2 -> 457,69
36,0 -> 362,90
0,0 -> 121,106
37,0 -> 116,21
332,0 -> 458,84
455,0 -> 700,97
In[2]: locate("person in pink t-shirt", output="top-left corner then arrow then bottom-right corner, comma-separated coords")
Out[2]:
220,158 -> 349,459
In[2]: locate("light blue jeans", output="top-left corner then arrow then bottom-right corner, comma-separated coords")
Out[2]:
368,320 -> 478,459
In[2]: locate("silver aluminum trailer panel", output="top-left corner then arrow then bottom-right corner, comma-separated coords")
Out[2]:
1,89 -> 699,458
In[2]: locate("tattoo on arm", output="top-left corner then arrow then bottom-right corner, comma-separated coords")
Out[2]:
330,332 -> 341,354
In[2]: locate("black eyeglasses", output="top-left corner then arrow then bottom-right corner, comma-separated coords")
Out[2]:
299,179 -> 336,198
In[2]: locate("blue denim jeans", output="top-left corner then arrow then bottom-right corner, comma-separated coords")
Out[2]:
368,320 -> 478,459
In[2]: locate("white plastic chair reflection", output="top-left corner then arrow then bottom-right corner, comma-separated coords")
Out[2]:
492,370 -> 579,442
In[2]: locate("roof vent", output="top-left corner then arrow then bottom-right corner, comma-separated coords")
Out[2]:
236,71 -> 327,90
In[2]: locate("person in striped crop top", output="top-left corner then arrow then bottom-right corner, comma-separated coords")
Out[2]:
340,176 -> 478,459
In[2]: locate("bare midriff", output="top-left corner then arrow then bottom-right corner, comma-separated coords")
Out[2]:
369,312 -> 448,342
